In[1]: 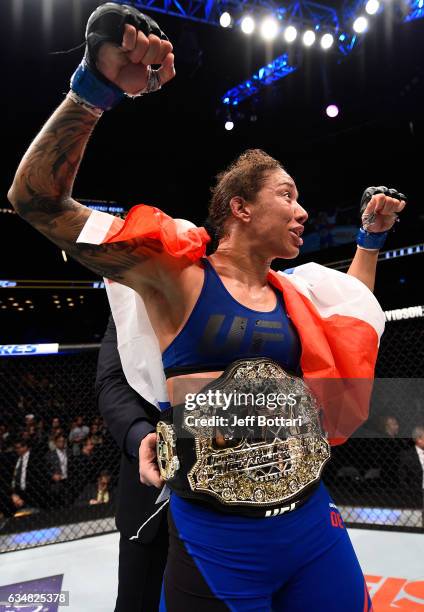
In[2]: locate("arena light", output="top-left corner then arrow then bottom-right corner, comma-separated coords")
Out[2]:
219,11 -> 232,28
224,120 -> 234,131
326,104 -> 339,118
353,16 -> 368,33
365,0 -> 380,15
284,25 -> 298,43
320,33 -> 334,49
302,30 -> 316,46
221,53 -> 297,106
241,15 -> 255,34
260,17 -> 279,41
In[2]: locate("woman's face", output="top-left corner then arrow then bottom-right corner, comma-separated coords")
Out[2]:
247,170 -> 308,259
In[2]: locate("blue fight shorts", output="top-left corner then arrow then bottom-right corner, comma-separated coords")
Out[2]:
159,481 -> 373,611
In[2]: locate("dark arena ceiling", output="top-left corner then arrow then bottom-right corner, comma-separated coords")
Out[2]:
0,0 -> 423,343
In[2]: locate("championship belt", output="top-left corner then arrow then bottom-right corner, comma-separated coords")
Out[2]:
157,358 -> 331,516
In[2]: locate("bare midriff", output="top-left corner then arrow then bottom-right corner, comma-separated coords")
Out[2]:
166,370 -> 224,407
166,369 -> 229,447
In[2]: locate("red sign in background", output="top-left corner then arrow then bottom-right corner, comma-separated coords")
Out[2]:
366,576 -> 424,610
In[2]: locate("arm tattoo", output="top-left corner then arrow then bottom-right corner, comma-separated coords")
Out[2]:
9,98 -> 164,284
13,101 -> 96,222
66,239 -> 164,283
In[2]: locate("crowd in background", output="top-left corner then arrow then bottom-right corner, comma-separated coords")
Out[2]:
0,411 -> 120,522
328,414 -> 424,508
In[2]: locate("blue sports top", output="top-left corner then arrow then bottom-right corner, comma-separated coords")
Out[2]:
162,258 -> 302,377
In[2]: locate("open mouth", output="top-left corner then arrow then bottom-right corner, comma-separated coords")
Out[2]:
288,228 -> 304,246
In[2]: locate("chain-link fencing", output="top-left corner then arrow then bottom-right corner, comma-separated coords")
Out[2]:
323,315 -> 424,530
0,347 -> 120,552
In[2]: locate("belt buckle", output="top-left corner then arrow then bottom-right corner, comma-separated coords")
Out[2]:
184,359 -> 330,507
187,434 -> 330,506
156,421 -> 180,480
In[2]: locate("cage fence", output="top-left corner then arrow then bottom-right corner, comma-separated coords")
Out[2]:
323,316 -> 424,530
0,348 -> 120,552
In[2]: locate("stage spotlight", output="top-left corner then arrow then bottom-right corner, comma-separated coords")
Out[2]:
260,17 -> 279,41
326,104 -> 339,118
365,0 -> 380,14
241,16 -> 255,34
219,11 -> 232,28
353,16 -> 368,33
320,33 -> 334,49
302,30 -> 316,46
284,25 -> 298,43
225,120 -> 234,130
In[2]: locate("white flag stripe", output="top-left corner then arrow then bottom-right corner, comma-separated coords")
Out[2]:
105,280 -> 169,408
280,263 -> 385,340
76,209 -> 122,245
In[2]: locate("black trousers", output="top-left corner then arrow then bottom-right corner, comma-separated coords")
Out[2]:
114,513 -> 169,612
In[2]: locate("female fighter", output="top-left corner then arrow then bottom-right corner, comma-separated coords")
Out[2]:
8,4 -> 406,610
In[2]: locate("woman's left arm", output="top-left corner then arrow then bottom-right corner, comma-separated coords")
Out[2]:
347,248 -> 379,292
347,187 -> 407,292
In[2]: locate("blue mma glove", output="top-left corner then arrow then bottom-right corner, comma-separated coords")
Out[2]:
356,185 -> 406,250
70,2 -> 168,111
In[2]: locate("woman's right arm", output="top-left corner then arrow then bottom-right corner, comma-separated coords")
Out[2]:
8,20 -> 175,288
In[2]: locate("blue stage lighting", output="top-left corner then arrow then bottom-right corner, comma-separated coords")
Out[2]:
404,0 -> 424,21
221,54 -> 297,106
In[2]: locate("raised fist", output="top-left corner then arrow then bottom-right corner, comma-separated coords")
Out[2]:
360,186 -> 407,233
85,2 -> 175,95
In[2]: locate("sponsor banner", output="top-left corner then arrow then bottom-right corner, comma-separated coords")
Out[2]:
0,344 -> 59,357
385,305 -> 424,321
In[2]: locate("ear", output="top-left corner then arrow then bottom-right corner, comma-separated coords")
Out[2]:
229,196 -> 252,224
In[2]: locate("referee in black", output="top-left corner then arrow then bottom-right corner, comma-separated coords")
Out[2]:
95,313 -> 168,611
